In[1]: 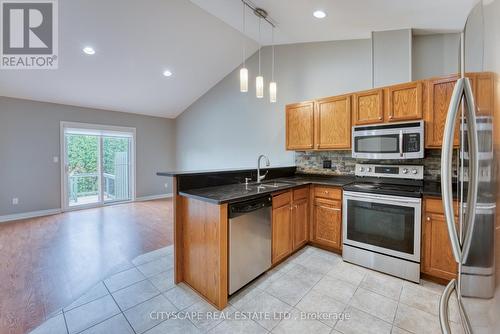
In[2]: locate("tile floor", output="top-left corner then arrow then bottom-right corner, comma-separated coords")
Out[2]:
29,245 -> 464,334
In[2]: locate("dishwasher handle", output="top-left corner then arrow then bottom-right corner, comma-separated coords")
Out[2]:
229,196 -> 272,218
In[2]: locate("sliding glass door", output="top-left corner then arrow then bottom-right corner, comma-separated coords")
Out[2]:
62,123 -> 135,210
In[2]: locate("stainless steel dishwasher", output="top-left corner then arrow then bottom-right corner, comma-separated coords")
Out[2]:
229,195 -> 272,295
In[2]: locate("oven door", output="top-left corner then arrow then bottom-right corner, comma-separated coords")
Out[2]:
342,191 -> 422,262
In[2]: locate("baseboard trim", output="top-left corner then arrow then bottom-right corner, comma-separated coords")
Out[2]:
135,194 -> 173,201
0,194 -> 172,223
0,208 -> 62,223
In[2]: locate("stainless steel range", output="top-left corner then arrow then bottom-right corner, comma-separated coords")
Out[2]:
342,163 -> 424,282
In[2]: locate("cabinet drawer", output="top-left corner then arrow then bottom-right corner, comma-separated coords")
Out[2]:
314,186 -> 342,200
293,187 -> 309,201
425,197 -> 458,215
273,191 -> 291,208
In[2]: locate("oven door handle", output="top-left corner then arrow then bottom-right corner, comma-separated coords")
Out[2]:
344,192 -> 421,205
399,130 -> 404,157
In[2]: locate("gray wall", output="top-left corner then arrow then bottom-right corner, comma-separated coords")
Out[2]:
0,97 -> 176,216
373,29 -> 412,86
412,33 -> 460,80
175,39 -> 373,170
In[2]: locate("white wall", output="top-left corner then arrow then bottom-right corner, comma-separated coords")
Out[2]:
373,29 -> 412,86
412,33 -> 460,79
175,39 -> 372,170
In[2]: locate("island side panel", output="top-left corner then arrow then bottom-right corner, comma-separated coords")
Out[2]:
180,195 -> 228,310
172,176 -> 184,283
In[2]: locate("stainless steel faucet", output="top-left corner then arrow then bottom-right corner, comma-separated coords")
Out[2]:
257,154 -> 270,183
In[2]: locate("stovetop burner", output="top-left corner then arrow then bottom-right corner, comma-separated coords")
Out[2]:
343,181 -> 423,198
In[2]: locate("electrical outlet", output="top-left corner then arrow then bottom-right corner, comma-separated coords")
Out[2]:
164,183 -> 168,189
323,160 -> 332,169
12,198 -> 19,205
53,156 -> 59,163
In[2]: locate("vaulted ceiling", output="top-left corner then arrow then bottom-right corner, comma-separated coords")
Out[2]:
0,0 -> 477,118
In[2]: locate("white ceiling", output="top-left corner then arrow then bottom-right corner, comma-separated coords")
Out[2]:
0,0 -> 258,118
191,0 -> 478,45
0,0 -> 478,118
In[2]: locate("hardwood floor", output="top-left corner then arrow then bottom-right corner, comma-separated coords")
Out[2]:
0,199 -> 173,334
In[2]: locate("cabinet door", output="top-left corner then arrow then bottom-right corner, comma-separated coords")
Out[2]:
474,72 -> 494,116
292,198 -> 309,250
315,95 -> 351,149
312,198 -> 342,250
353,89 -> 384,125
286,101 -> 315,150
386,81 -> 423,122
425,75 -> 460,148
421,212 -> 458,280
272,193 -> 293,264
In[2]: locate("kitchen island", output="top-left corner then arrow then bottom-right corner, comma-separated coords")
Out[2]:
157,166 -> 354,310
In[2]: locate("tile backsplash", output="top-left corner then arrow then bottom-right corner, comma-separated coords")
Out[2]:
295,149 -> 456,180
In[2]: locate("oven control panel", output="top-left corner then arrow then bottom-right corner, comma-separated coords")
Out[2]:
355,164 -> 424,180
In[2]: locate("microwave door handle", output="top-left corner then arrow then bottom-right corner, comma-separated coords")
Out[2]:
399,130 -> 403,157
461,78 -> 479,262
441,77 -> 464,263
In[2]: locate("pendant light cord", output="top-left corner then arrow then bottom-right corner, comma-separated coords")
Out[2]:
258,18 -> 261,75
242,2 -> 246,67
271,27 -> 275,81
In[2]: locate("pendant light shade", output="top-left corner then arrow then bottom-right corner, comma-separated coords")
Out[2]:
269,81 -> 276,103
256,76 -> 264,98
240,68 -> 248,92
269,27 -> 276,103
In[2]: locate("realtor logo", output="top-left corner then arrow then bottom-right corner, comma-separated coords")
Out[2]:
1,0 -> 58,69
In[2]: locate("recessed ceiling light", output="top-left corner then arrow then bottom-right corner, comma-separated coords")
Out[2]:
313,10 -> 326,19
163,70 -> 173,77
82,46 -> 95,55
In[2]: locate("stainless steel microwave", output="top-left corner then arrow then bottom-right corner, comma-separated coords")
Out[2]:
352,120 -> 424,160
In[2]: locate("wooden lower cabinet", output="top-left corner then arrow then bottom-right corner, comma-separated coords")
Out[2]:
272,192 -> 293,264
292,197 -> 309,250
272,187 -> 310,264
311,186 -> 343,251
421,197 -> 459,281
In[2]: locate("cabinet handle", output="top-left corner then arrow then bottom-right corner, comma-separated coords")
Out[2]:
378,116 -> 382,120
426,216 -> 431,221
324,191 -> 329,194
389,115 -> 393,119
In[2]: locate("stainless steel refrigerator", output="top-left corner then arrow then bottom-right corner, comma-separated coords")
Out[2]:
439,1 -> 499,333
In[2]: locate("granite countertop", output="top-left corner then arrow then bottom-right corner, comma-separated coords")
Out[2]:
157,166 -> 296,177
422,179 -> 458,198
179,174 -> 356,204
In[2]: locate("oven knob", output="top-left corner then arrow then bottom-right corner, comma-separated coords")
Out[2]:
412,168 -> 418,175
359,167 -> 365,172
402,168 -> 408,174
366,167 -> 372,172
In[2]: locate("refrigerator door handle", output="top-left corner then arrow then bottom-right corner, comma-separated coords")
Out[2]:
439,279 -> 473,334
461,78 -> 479,262
441,78 -> 464,263
439,279 -> 456,334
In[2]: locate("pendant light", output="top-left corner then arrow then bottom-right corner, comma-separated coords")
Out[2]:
256,18 -> 264,98
239,2 -> 248,92
269,26 -> 277,103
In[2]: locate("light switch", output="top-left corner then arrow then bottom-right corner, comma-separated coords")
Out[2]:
53,156 -> 59,163
12,198 -> 19,205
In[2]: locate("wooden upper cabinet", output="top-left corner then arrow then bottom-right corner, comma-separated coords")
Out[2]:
353,88 -> 384,125
425,75 -> 460,148
473,72 -> 494,116
286,101 -> 315,150
421,197 -> 459,281
386,81 -> 423,122
314,95 -> 352,149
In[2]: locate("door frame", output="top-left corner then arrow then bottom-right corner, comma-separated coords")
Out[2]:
60,121 -> 136,212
